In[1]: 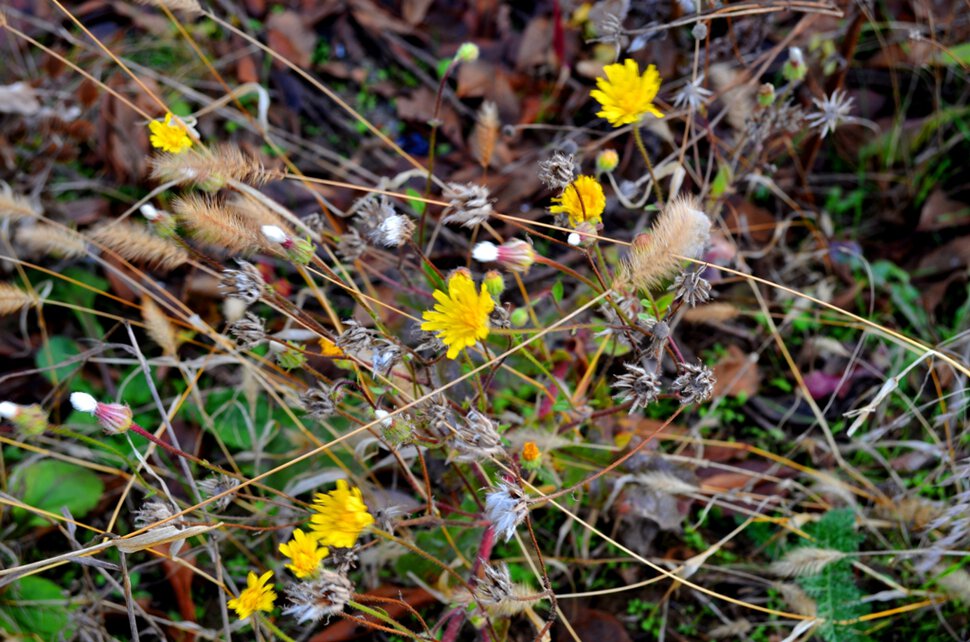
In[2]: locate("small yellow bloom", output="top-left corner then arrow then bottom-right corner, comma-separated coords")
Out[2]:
550,175 -> 606,227
149,113 -> 193,154
420,270 -> 495,360
227,570 -> 276,620
279,528 -> 329,579
319,337 -> 344,357
310,479 -> 375,549
522,441 -> 541,462
590,59 -> 663,127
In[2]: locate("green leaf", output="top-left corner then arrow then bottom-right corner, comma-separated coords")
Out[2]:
711,163 -> 732,198
0,577 -> 73,641
34,336 -> 82,386
435,58 -> 452,79
405,187 -> 426,215
551,280 -> 564,304
935,41 -> 970,66
10,460 -> 104,527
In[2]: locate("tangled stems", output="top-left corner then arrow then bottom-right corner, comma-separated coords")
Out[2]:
632,125 -> 665,207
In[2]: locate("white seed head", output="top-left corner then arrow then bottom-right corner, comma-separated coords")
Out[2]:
140,203 -> 160,220
567,232 -> 581,246
70,392 -> 98,413
472,241 -> 499,263
261,224 -> 288,244
375,409 -> 393,428
0,401 -> 20,419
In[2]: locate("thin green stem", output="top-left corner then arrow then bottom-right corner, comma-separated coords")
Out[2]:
632,125 -> 665,207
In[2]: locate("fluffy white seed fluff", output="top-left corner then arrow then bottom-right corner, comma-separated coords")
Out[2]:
472,241 -> 499,263
261,224 -> 288,244
0,401 -> 20,419
70,392 -> 98,413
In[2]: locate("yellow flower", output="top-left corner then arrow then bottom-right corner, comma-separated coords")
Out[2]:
550,175 -> 606,227
590,59 -> 663,127
522,441 -> 541,462
149,113 -> 193,154
420,270 -> 495,360
279,528 -> 329,579
310,479 -> 375,549
227,570 -> 276,620
319,337 -> 344,357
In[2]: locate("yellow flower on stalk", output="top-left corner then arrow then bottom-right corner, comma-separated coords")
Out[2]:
279,528 -> 329,579
590,59 -> 664,126
550,175 -> 606,227
227,570 -> 276,620
148,113 -> 193,154
310,479 -> 375,549
420,270 -> 495,360
319,337 -> 344,358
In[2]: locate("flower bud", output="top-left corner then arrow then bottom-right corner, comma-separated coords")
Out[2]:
71,392 -> 133,434
521,441 -> 541,470
455,42 -> 480,63
483,270 -> 505,298
0,402 -> 49,436
782,46 -> 807,82
757,83 -> 776,107
595,149 -> 619,173
473,239 -> 536,273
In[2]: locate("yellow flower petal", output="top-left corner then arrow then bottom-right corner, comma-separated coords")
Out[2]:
590,59 -> 663,127
227,570 -> 276,620
420,271 -> 494,360
309,480 -> 375,549
149,113 -> 194,154
549,175 -> 606,227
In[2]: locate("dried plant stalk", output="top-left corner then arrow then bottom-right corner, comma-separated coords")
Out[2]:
134,0 -> 204,15
174,194 -> 262,254
0,183 -> 41,220
770,547 -> 847,578
15,224 -> 88,259
616,195 -> 711,293
151,144 -> 279,188
89,222 -> 189,271
141,296 -> 179,356
0,283 -> 36,315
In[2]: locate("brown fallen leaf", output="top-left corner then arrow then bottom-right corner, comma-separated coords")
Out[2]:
918,188 -> 970,231
712,344 -> 761,399
401,0 -> 434,25
396,87 -> 463,148
267,10 -> 317,69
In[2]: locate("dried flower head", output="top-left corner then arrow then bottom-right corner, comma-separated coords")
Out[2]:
228,570 -> 276,620
672,75 -> 713,112
485,481 -> 529,542
614,363 -> 662,413
370,213 -> 415,248
474,562 -> 539,617
228,313 -> 266,350
591,59 -> 664,126
371,342 -> 401,377
310,480 -> 375,549
198,474 -> 241,510
219,261 -> 265,305
538,150 -> 577,190
300,384 -> 338,421
671,361 -> 716,405
472,239 -> 537,273
617,195 -> 710,292
280,529 -> 329,579
70,392 -> 132,434
670,268 -> 712,307
133,499 -> 180,529
451,410 -> 504,462
442,183 -> 493,228
282,570 -> 353,623
550,176 -> 606,227
417,400 -> 455,439
420,270 -> 495,359
148,113 -> 193,154
335,320 -> 377,356
807,89 -> 855,138
337,227 -> 367,262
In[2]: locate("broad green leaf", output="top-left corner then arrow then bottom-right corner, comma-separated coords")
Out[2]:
10,460 -> 104,527
34,336 -> 82,386
0,576 -> 72,641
